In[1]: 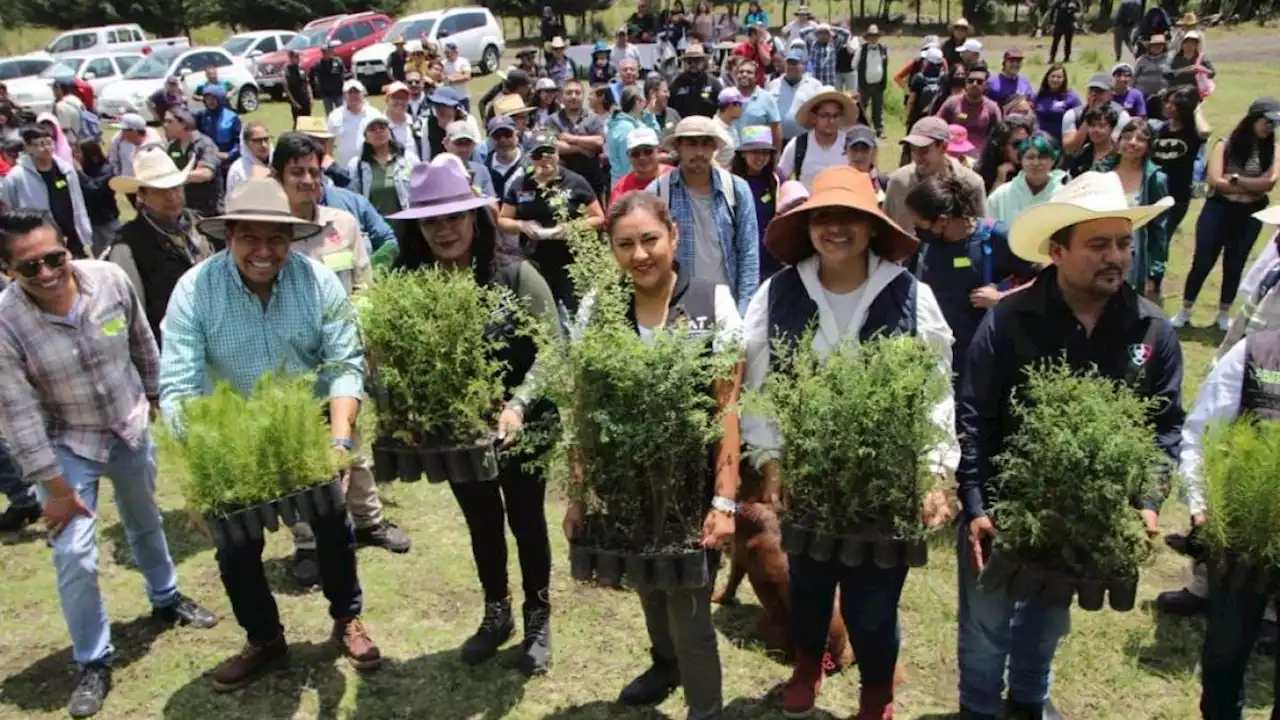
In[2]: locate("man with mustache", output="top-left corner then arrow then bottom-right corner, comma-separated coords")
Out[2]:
954,171 -> 1183,720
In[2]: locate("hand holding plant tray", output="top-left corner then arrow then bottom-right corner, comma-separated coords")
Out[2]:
984,362 -> 1164,611
357,267 -> 512,484
747,332 -> 949,569
1200,420 -> 1280,593
155,373 -> 344,550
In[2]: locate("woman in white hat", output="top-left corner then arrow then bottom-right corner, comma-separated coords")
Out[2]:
1169,29 -> 1215,94
730,125 -> 783,279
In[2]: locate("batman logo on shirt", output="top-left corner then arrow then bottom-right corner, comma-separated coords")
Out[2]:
1152,137 -> 1188,162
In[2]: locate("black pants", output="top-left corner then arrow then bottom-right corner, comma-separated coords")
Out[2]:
1200,571 -> 1280,719
215,510 -> 362,645
863,83 -> 885,135
1050,24 -> 1075,62
449,454 -> 551,609
1184,196 -> 1269,309
291,100 -> 313,123
322,96 -> 342,115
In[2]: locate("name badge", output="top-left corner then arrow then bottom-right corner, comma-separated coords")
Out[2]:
102,316 -> 126,337
323,250 -> 355,271
956,112 -> 969,121
953,256 -> 972,268
517,191 -> 536,203
1052,100 -> 1065,110
54,179 -> 67,189
760,193 -> 773,204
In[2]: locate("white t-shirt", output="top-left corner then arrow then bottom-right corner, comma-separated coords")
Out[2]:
777,130 -> 849,190
688,189 -> 730,287
386,118 -> 421,163
443,56 -> 472,97
327,103 -> 386,165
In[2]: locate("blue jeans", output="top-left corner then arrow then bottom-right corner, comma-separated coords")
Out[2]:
956,522 -> 1071,715
0,440 -> 37,509
34,435 -> 180,666
1200,571 -> 1280,719
789,551 -> 908,685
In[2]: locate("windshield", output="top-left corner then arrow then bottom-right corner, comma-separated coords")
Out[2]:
40,58 -> 85,79
383,18 -> 436,44
222,36 -> 257,56
124,51 -> 177,80
286,28 -> 330,51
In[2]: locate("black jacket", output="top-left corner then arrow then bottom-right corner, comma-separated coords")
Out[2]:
957,266 -> 1184,519
111,212 -> 204,344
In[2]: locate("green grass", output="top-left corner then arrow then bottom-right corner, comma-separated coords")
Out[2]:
2,32 -> 1280,720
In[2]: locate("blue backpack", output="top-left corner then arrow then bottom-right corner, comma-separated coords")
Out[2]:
79,106 -> 102,142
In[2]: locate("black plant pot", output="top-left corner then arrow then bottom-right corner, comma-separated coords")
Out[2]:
872,539 -> 900,569
419,446 -> 448,482
624,553 -> 650,586
569,543 -> 595,581
1042,574 -> 1075,609
653,554 -> 681,591
395,448 -> 423,482
808,533 -> 836,563
1009,566 -> 1044,599
420,437 -> 500,484
838,536 -> 866,567
372,439 -> 398,484
1076,579 -> 1105,611
275,495 -> 298,527
206,516 -> 228,548
679,549 -> 709,589
781,520 -> 809,556
904,539 -> 929,568
596,550 -> 623,587
978,549 -> 1018,593
1107,577 -> 1139,612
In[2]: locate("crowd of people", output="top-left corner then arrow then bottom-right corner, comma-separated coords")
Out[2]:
0,8 -> 1278,720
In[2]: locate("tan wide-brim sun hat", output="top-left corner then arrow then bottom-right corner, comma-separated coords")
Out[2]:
492,93 -> 536,117
663,115 -> 727,152
295,115 -> 334,139
198,178 -> 323,242
1009,171 -> 1174,265
108,143 -> 194,194
797,88 -> 860,130
765,166 -> 919,266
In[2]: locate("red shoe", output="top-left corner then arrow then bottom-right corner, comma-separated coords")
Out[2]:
781,651 -> 825,718
854,683 -> 895,720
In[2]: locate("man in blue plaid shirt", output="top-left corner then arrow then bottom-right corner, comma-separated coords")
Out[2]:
801,23 -> 852,88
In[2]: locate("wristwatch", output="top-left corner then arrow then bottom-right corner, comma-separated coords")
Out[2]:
331,438 -> 355,452
711,496 -> 738,515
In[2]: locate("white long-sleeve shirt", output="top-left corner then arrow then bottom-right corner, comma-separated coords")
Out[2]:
1219,237 -> 1280,359
1179,337 -> 1249,516
741,253 -> 959,476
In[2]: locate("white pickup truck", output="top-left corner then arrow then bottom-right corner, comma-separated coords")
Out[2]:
32,24 -> 189,58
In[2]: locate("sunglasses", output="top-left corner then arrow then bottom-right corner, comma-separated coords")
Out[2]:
530,147 -> 556,161
966,77 -> 986,85
11,250 -> 67,279
629,146 -> 656,159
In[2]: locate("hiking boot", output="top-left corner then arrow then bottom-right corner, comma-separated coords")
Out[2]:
780,651 -> 825,718
355,520 -> 412,554
333,617 -> 382,670
518,603 -> 552,677
460,598 -> 514,665
67,663 -> 110,718
290,548 -> 321,587
855,683 -> 895,719
1155,588 -> 1209,617
617,648 -> 679,706
212,635 -> 288,692
0,502 -> 41,533
1006,698 -> 1064,720
152,593 -> 218,629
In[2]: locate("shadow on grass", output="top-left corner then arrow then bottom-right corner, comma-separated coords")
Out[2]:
0,524 -> 47,546
1176,324 -> 1226,348
712,601 -> 777,658
538,700 -> 667,718
0,614 -> 166,712
724,694 -> 843,718
349,645 -> 528,719
103,508 -> 210,570
161,640 -> 346,719
261,554 -> 323,597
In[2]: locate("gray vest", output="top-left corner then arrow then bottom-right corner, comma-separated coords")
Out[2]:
1241,330 -> 1280,421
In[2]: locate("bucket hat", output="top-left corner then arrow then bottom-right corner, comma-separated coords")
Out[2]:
765,166 -> 919,265
736,125 -> 775,152
389,155 -> 497,221
198,179 -> 323,242
108,144 -> 193,194
797,87 -> 860,130
946,124 -> 975,155
663,116 -> 727,151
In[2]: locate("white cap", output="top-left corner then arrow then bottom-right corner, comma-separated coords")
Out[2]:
535,77 -> 558,92
343,79 -> 367,95
383,81 -> 409,97
815,23 -> 832,32
118,113 -> 147,132
445,120 -> 480,143
960,39 -> 983,53
922,47 -> 944,64
626,127 -> 660,151
789,37 -> 807,48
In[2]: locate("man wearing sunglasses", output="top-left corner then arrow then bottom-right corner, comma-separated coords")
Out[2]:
936,60 -> 1004,160
610,127 -> 674,207
0,210 -> 218,718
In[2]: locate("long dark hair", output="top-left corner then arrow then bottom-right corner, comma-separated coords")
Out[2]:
1038,63 -> 1069,97
78,139 -> 109,174
730,149 -> 779,198
361,124 -> 406,164
1225,107 -> 1277,174
1164,86 -> 1199,131
975,115 -> 1035,191
392,206 -> 503,287
1117,118 -> 1154,161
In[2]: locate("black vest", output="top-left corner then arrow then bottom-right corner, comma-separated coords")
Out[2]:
766,265 -> 918,374
111,215 -> 200,347
1242,331 -> 1280,421
625,271 -> 718,342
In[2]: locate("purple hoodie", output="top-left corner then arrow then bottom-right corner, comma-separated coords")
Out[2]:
986,73 -> 1035,107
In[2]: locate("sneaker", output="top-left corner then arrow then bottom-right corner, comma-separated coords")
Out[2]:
67,663 -> 110,718
617,649 -> 679,706
290,548 -> 321,587
518,603 -> 552,677
460,598 -> 514,665
1154,588 -> 1209,617
212,636 -> 288,692
780,651 -> 825,718
355,520 -> 412,553
152,594 -> 218,629
1215,311 -> 1231,332
0,502 -> 41,533
1170,307 -> 1191,329
333,617 -> 383,670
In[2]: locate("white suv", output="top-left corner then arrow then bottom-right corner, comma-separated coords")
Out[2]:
353,7 -> 503,92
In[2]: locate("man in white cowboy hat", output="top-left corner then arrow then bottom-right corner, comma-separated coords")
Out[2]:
853,24 -> 890,136
766,49 -> 823,144
106,144 -> 215,343
956,171 -> 1182,720
648,116 -> 760,314
777,87 -> 859,189
327,79 -> 385,166
0,208 -> 218,719
159,178 -> 383,691
543,36 -> 578,85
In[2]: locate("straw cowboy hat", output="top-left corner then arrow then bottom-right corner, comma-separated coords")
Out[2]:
1255,205 -> 1280,225
1009,171 -> 1174,265
492,93 -> 536,117
797,88 -> 860,130
765,166 -> 919,265
198,178 -> 323,242
663,116 -> 727,151
295,116 -> 334,139
108,144 -> 193,194
389,155 -> 496,221
1177,12 -> 1199,26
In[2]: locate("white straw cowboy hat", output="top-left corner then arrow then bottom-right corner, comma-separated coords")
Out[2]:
108,144 -> 193,194
1256,205 -> 1280,225
197,178 -> 323,242
797,87 -> 860,130
1009,171 -> 1174,265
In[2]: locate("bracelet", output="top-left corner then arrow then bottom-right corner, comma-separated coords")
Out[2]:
331,438 -> 355,451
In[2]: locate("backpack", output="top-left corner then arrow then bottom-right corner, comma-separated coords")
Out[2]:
656,166 -> 739,219
78,106 -> 102,142
909,69 -> 944,123
792,134 -> 809,182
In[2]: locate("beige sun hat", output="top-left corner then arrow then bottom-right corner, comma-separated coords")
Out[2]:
662,115 -> 727,151
197,179 -> 323,242
108,144 -> 194,194
1009,171 -> 1174,265
295,116 -> 334,139
797,87 -> 860,130
492,93 -> 536,117
1255,205 -> 1280,225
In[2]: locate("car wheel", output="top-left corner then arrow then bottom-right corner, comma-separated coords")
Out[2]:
237,86 -> 260,113
480,45 -> 500,75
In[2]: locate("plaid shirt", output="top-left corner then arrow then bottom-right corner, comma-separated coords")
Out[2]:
802,27 -> 851,87
159,251 -> 364,424
0,261 -> 159,484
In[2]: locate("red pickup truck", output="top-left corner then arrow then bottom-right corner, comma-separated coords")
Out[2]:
253,12 -> 391,100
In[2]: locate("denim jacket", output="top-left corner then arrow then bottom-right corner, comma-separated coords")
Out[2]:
346,152 -> 413,211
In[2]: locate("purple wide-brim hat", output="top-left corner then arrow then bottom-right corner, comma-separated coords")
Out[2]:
388,156 -> 496,221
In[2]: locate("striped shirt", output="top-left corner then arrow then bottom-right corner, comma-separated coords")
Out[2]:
158,251 -> 365,423
0,260 -> 159,483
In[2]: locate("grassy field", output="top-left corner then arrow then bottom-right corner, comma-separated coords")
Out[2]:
2,29 -> 1280,720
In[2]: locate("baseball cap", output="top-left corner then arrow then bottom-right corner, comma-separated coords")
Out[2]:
1112,62 -> 1134,76
118,113 -> 147,132
487,115 -> 516,134
428,86 -> 463,107
922,47 -> 944,64
445,40 -> 458,49
1087,73 -> 1113,91
384,81 -> 410,97
786,50 -> 805,63
1248,96 -> 1280,122
626,127 -> 660,151
531,130 -> 558,151
718,87 -> 745,106
901,117 -> 950,147
737,125 -> 775,152
1003,47 -> 1025,60
328,40 -> 340,49
504,69 -> 533,91
445,120 -> 480,143
960,39 -> 983,53
845,125 -> 877,149
343,79 -> 367,95
535,77 -> 558,92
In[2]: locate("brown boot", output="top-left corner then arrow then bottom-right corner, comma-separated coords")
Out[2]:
211,636 -> 288,692
332,617 -> 382,670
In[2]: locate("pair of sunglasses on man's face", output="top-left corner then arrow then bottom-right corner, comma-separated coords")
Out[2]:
9,250 -> 68,279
